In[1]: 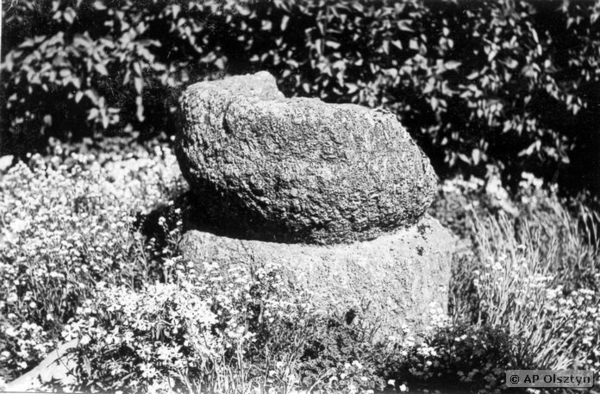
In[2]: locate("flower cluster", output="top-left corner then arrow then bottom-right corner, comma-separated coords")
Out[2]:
0,141 -> 185,379
63,262 -> 340,393
402,324 -> 513,393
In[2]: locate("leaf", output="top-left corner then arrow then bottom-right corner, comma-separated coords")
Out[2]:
71,77 -> 81,89
136,96 -> 145,122
75,91 -> 84,103
85,89 -> 99,103
133,62 -> 143,77
346,83 -> 359,94
423,77 -> 435,94
214,58 -> 225,70
385,68 -> 398,78
458,153 -> 470,163
34,35 -> 47,44
382,40 -> 389,54
235,4 -> 251,16
64,7 -> 75,24
396,20 -> 414,32
19,39 -> 35,49
317,20 -> 325,36
73,35 -> 91,49
94,63 -> 108,76
325,40 -> 340,49
87,108 -> 99,120
504,58 -> 518,69
134,77 -> 143,94
531,27 -> 539,43
444,61 -> 461,70
171,4 -> 181,19
430,96 -> 438,111
281,15 -> 290,31
93,1 -> 107,10
261,20 -> 272,31
472,149 -> 481,165
314,39 -> 323,55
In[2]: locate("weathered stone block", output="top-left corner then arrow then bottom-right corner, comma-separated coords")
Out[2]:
176,72 -> 437,244
179,214 -> 454,339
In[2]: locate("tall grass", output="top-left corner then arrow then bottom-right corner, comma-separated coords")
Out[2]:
448,178 -> 600,381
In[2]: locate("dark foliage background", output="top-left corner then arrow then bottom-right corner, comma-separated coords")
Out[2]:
1,0 -> 599,194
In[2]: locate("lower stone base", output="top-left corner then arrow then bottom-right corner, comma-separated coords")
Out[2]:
179,214 -> 455,341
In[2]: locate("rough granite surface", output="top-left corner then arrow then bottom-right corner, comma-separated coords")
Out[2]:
175,71 -> 438,244
178,214 -> 454,340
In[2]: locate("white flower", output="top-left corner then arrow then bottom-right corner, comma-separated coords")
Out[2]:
139,362 -> 158,379
4,327 -> 17,337
10,219 -> 28,233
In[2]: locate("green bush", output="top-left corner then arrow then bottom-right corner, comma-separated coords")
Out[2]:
1,0 -> 217,153
2,0 -> 599,194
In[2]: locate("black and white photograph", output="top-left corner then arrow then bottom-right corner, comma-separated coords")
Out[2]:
0,0 -> 599,393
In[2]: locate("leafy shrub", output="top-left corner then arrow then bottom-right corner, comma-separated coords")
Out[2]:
0,0 -> 227,154
2,0 -> 599,194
